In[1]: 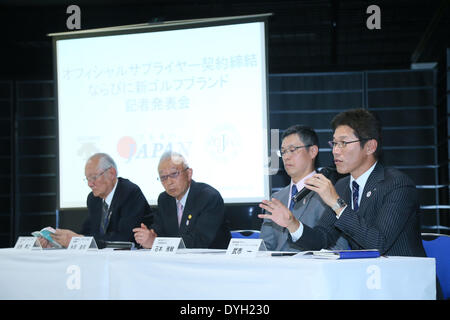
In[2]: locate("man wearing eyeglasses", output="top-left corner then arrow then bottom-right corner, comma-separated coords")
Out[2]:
259,109 -> 426,258
46,153 -> 151,248
260,125 -> 348,251
133,151 -> 230,249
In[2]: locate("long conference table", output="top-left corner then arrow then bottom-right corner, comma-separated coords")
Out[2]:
0,248 -> 436,300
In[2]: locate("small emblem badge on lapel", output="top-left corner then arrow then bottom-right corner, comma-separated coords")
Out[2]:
303,198 -> 307,205
186,214 -> 192,226
367,188 -> 376,198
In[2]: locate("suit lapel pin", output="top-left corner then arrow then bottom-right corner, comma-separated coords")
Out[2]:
366,188 -> 376,198
186,214 -> 192,226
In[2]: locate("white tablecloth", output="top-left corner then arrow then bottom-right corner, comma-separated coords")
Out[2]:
0,248 -> 436,300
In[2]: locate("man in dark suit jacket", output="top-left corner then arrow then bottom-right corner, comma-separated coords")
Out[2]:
134,151 -> 230,249
50,153 -> 151,247
296,162 -> 425,256
81,177 -> 151,244
259,109 -> 426,257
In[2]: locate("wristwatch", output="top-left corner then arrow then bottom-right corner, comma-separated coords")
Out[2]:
331,198 -> 347,211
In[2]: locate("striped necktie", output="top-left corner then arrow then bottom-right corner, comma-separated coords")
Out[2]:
289,184 -> 298,211
100,200 -> 110,235
352,181 -> 359,211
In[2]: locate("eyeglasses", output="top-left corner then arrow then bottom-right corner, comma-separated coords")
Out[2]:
84,167 -> 111,183
277,145 -> 312,157
328,139 -> 371,149
158,167 -> 188,182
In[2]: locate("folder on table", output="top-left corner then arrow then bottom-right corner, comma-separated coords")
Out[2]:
310,249 -> 380,259
297,249 -> 380,259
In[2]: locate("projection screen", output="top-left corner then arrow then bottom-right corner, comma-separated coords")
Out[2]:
51,14 -> 271,208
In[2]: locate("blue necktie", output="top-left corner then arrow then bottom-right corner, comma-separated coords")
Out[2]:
352,181 -> 359,211
289,185 -> 298,211
100,200 -> 110,235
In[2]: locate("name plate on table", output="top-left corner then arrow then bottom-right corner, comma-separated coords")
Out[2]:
14,237 -> 42,250
150,237 -> 186,255
226,238 -> 267,257
67,237 -> 98,251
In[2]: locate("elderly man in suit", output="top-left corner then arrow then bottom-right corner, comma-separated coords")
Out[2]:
133,151 -> 230,249
47,153 -> 151,247
260,125 -> 348,251
259,109 -> 426,257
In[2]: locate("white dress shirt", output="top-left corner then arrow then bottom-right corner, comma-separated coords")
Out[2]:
104,179 -> 118,207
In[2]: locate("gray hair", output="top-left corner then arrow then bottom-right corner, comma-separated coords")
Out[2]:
88,153 -> 118,175
158,151 -> 189,170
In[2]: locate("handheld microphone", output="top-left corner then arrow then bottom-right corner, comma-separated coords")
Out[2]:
292,167 -> 334,204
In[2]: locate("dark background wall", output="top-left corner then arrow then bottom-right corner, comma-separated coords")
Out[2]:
1,0 -> 450,78
0,0 -> 449,247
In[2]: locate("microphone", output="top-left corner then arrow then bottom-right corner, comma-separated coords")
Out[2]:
292,167 -> 334,204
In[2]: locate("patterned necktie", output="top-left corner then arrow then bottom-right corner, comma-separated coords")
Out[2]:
352,181 -> 359,211
100,200 -> 110,235
177,201 -> 184,227
289,184 -> 298,211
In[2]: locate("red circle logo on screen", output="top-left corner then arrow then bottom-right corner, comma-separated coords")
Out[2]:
117,136 -> 137,160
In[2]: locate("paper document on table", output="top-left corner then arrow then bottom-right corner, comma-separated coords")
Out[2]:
31,226 -> 63,248
294,249 -> 380,259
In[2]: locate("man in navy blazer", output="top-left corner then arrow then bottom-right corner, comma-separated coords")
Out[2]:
134,151 -> 230,249
50,153 -> 151,247
259,109 -> 426,257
